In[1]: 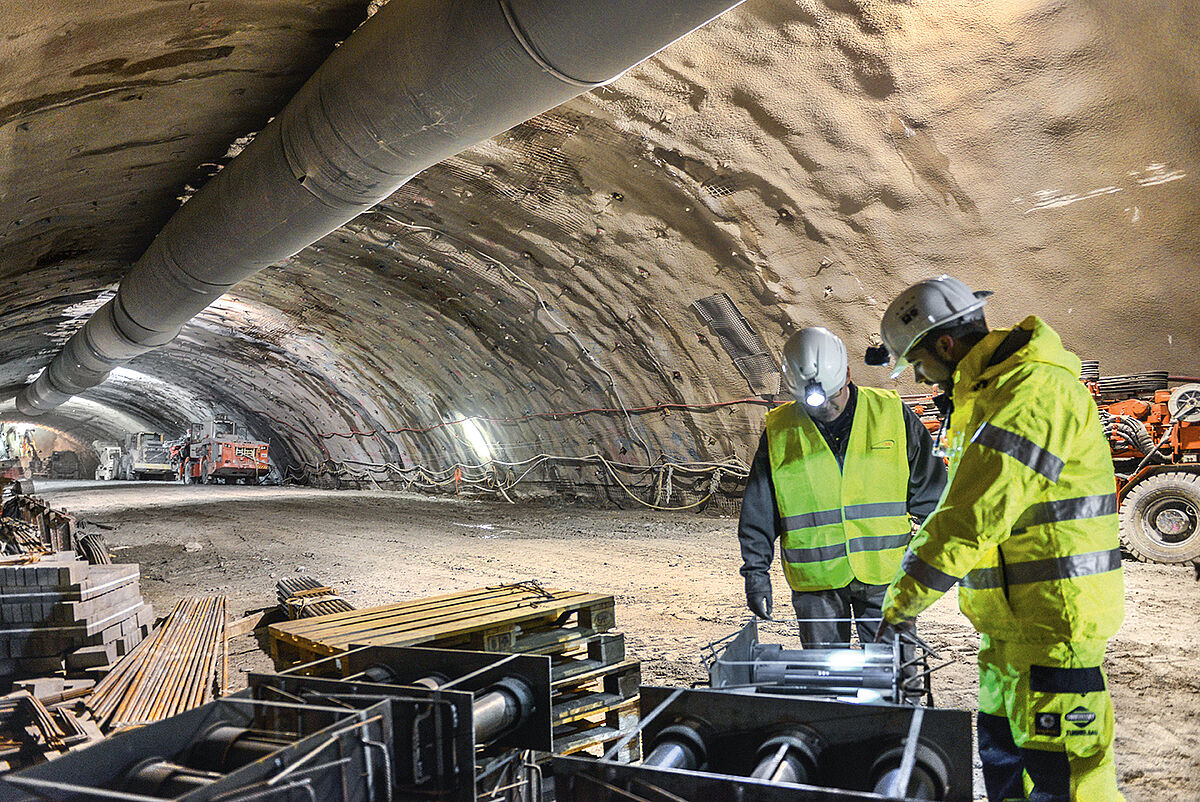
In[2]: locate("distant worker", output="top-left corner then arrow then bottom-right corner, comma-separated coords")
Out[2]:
873,276 -> 1125,801
738,326 -> 947,646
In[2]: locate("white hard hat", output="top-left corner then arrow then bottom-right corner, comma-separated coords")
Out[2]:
879,276 -> 992,378
782,327 -> 849,407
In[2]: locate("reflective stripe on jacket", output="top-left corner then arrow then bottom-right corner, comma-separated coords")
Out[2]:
883,316 -> 1124,644
766,386 -> 911,591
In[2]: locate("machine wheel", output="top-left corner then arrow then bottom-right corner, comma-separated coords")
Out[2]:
1119,471 -> 1200,564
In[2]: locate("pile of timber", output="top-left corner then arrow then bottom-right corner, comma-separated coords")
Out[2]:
0,553 -> 151,681
87,596 -> 226,731
269,583 -> 642,759
0,494 -> 75,556
276,575 -> 355,619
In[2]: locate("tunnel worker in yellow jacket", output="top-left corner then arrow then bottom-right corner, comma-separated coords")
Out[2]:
873,276 -> 1125,802
737,326 -> 947,646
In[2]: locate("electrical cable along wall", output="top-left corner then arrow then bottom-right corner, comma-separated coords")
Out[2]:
268,398 -> 766,509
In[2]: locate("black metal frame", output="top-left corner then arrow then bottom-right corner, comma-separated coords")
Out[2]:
552,687 -> 973,802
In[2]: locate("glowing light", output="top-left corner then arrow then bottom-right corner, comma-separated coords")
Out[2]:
825,650 -> 866,672
457,417 -> 492,462
804,381 -> 826,407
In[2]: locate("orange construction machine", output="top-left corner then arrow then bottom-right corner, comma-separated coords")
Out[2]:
180,415 -> 270,485
1090,371 -> 1200,565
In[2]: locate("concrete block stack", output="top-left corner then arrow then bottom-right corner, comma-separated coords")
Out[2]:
0,553 -> 153,682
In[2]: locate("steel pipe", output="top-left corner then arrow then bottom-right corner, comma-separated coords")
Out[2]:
17,0 -> 745,414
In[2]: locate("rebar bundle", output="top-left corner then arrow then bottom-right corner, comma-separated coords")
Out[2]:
276,575 -> 355,619
87,596 -> 226,730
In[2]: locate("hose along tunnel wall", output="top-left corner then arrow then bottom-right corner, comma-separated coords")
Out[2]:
17,0 -> 746,417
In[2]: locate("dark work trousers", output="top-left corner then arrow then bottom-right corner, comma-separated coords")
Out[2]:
791,580 -> 892,646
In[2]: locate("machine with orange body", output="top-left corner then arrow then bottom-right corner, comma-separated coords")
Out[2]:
1095,380 -> 1200,564
180,415 -> 270,485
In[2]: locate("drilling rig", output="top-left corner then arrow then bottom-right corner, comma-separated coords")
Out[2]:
1088,367 -> 1200,565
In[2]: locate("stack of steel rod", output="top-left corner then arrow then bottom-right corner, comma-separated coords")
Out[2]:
276,575 -> 355,619
86,596 -> 226,730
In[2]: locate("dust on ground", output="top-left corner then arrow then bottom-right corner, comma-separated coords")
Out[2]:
40,480 -> 1200,801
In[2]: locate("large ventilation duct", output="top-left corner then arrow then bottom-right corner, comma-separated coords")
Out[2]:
17,0 -> 745,415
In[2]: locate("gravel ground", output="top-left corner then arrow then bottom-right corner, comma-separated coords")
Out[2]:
37,480 -> 1200,801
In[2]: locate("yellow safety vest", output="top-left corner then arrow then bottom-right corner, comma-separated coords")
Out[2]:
766,386 -> 912,591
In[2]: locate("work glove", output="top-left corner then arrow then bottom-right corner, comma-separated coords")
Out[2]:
744,573 -> 773,620
874,616 -> 916,644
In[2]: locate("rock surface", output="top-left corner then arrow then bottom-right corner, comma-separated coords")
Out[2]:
0,0 -> 1196,477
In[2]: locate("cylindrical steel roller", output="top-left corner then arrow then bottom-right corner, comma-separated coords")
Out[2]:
749,728 -> 824,785
122,759 -> 220,796
870,741 -> 951,800
189,724 -> 289,771
473,676 -> 535,743
642,720 -> 709,771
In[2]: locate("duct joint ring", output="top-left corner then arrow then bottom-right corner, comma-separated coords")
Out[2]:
497,0 -> 601,88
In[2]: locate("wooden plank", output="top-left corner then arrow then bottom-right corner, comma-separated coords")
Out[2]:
269,587 -> 612,656
553,698 -> 641,756
275,589 -> 605,645
226,611 -> 272,640
270,587 -> 592,642
274,585 -> 547,635
552,691 -> 639,726
552,658 -> 639,688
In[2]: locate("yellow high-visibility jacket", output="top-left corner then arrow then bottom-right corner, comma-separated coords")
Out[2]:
767,387 -> 912,591
883,316 -> 1124,644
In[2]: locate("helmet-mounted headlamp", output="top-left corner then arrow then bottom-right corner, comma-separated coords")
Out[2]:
803,379 -> 827,407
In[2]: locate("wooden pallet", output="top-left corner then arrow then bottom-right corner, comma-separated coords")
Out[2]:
268,584 -> 615,666
268,585 -> 640,758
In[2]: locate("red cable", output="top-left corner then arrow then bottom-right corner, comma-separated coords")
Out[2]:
249,397 -> 777,442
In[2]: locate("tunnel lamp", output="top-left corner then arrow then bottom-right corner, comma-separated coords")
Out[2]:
458,418 -> 492,463
804,380 -> 826,407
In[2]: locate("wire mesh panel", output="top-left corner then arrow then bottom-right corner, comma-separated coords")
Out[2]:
691,293 -> 780,395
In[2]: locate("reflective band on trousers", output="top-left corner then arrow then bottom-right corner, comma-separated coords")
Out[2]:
1012,493 -> 1117,535
961,548 -> 1122,590
784,533 -> 912,564
972,422 -> 1064,483
901,548 -> 960,592
782,501 -> 908,532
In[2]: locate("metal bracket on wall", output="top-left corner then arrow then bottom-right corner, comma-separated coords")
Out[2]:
691,293 -> 780,396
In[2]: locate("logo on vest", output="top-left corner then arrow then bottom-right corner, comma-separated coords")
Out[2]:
871,439 -> 896,449
1065,706 -> 1096,728
1034,712 -> 1061,737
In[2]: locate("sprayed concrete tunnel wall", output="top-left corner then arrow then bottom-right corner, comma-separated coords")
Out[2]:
0,0 -> 1196,496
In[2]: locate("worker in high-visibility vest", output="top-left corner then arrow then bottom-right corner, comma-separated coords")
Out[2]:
873,276 -> 1125,802
737,326 -> 946,646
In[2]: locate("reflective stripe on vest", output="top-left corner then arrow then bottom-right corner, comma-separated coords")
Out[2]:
766,387 -> 911,591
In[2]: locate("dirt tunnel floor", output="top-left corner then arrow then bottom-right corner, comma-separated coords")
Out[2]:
37,481 -> 1200,800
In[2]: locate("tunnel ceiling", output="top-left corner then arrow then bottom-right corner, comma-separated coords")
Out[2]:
1,0 -> 1197,483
